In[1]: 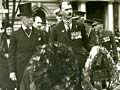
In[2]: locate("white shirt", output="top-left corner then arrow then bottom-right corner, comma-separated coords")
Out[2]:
22,24 -> 32,31
21,24 -> 32,38
63,19 -> 72,31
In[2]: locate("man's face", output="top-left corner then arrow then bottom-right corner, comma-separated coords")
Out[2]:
56,14 -> 62,22
94,24 -> 103,32
61,2 -> 73,20
21,16 -> 33,27
79,15 -> 85,22
33,16 -> 46,30
6,27 -> 12,36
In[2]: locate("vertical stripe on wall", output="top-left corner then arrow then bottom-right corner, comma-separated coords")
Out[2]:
108,2 -> 113,32
78,2 -> 86,20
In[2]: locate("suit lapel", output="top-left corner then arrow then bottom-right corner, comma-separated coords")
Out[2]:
28,27 -> 38,50
59,21 -> 71,40
59,21 -> 66,32
19,27 -> 36,50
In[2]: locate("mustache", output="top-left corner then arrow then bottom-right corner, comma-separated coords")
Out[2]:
68,13 -> 72,16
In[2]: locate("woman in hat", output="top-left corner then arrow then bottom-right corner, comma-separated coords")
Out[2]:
0,23 -> 16,90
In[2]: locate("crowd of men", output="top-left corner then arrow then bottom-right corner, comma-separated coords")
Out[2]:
0,1 -> 120,90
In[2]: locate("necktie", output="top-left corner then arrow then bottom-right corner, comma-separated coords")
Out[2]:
66,22 -> 70,31
25,27 -> 31,35
66,22 -> 71,38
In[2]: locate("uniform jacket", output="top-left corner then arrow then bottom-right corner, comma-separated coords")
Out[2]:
49,20 -> 89,71
89,30 -> 118,62
49,20 -> 89,54
8,26 -> 44,83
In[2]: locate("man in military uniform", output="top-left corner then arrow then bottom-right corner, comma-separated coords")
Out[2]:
89,19 -> 118,63
88,18 -> 118,90
54,8 -> 62,23
84,19 -> 94,37
49,1 -> 89,90
73,11 -> 94,38
50,8 -> 62,28
48,8 -> 62,36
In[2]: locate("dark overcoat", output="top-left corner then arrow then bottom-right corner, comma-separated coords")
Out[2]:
0,34 -> 16,88
8,27 -> 41,85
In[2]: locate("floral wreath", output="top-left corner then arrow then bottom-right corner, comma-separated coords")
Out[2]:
26,42 -> 80,90
82,46 -> 117,90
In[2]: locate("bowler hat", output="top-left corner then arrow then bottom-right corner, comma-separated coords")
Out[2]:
17,2 -> 32,17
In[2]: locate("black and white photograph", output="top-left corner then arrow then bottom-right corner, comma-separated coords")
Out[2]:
0,0 -> 120,90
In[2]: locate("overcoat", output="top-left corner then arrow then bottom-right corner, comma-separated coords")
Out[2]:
8,27 -> 42,86
0,34 -> 16,88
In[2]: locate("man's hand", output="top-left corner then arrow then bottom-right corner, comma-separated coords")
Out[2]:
9,72 -> 17,81
4,53 -> 9,58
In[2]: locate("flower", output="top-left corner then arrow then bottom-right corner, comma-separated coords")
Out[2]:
26,42 -> 80,90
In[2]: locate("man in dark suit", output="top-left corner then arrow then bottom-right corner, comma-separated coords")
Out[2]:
49,1 -> 89,90
33,15 -> 48,44
54,8 -> 62,23
8,2 -> 41,90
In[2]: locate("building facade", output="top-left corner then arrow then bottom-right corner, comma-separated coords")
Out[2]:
0,0 -> 120,32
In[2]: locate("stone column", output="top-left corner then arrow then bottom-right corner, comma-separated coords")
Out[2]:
78,2 -> 86,19
108,2 -> 113,32
118,3 -> 120,32
0,0 -> 3,28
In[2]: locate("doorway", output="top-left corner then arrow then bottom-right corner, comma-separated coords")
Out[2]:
86,1 -> 107,20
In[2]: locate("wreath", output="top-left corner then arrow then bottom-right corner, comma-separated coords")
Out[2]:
26,42 -> 80,90
82,46 -> 116,90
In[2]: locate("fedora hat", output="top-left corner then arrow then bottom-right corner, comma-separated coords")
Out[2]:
17,2 -> 32,17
